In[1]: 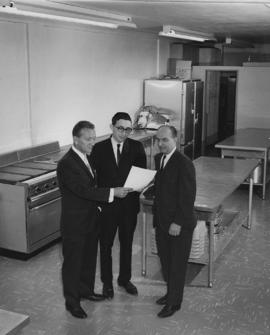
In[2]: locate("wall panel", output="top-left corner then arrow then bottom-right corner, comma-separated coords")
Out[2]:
0,21 -> 31,153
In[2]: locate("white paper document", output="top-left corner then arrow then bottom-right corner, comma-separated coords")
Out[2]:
124,166 -> 156,191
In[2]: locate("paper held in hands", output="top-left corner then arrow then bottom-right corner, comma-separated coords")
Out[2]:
124,166 -> 156,191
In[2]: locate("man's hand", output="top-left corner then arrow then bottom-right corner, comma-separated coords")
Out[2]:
114,187 -> 133,198
169,223 -> 181,236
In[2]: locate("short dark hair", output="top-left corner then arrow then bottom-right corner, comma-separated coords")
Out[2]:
112,112 -> 132,125
158,125 -> 178,138
72,121 -> 95,137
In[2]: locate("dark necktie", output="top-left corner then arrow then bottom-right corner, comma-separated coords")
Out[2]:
117,144 -> 121,165
160,154 -> 166,170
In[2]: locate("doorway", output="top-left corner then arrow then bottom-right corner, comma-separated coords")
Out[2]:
204,70 -> 237,150
218,72 -> 237,141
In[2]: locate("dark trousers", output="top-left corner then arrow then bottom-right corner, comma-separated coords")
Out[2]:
62,229 -> 99,307
99,201 -> 138,286
156,226 -> 194,305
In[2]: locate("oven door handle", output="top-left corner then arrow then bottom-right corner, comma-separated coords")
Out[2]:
29,187 -> 60,203
30,197 -> 61,211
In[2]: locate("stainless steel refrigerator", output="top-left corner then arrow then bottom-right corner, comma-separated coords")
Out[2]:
144,79 -> 203,160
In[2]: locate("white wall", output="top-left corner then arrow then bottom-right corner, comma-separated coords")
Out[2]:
237,67 -> 270,129
0,18 -> 168,153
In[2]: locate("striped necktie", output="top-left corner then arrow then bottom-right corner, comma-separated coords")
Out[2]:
84,156 -> 94,177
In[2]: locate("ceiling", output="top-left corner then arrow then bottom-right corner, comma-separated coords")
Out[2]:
1,0 -> 270,43
51,0 -> 270,44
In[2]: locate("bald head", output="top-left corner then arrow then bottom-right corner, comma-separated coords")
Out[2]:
156,125 -> 177,154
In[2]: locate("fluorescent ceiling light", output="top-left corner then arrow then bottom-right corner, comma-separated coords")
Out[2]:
0,6 -> 117,28
0,1 -> 137,29
159,25 -> 216,42
15,0 -> 137,28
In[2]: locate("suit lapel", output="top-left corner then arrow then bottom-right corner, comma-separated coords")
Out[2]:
163,150 -> 178,172
106,138 -> 119,169
69,149 -> 95,181
119,139 -> 130,168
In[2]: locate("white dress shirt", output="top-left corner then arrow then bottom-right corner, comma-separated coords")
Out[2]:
72,145 -> 113,202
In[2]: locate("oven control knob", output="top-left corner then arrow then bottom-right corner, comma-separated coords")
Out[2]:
35,186 -> 41,194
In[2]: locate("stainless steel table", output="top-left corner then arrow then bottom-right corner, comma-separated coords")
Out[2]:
215,128 -> 270,200
140,156 -> 259,287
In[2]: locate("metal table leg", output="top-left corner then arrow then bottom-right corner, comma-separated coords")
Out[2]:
208,220 -> 214,288
150,137 -> 154,169
246,175 -> 254,230
142,211 -> 147,276
262,151 -> 267,200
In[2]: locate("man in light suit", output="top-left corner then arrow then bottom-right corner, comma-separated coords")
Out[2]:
91,112 -> 146,299
153,125 -> 196,318
57,121 -> 131,319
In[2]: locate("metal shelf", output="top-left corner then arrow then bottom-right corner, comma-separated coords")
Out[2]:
189,210 -> 243,265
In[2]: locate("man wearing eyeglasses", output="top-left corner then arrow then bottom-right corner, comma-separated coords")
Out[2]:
91,112 -> 146,299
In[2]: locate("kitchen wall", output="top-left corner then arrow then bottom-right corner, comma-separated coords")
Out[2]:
236,66 -> 270,129
0,18 -> 169,153
222,46 -> 270,66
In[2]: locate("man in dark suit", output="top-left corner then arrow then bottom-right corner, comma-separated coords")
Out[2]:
91,112 -> 146,299
57,121 -> 131,318
153,125 -> 196,318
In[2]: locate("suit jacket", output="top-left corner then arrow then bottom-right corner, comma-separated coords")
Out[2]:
90,137 -> 147,214
153,150 -> 197,232
57,148 -> 110,237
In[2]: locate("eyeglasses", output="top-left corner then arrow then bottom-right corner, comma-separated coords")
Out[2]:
115,126 -> 133,134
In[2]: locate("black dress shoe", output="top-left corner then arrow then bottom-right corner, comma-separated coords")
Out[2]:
81,292 -> 105,302
157,304 -> 181,318
65,303 -> 87,319
156,295 -> 167,305
102,284 -> 114,299
118,281 -> 138,295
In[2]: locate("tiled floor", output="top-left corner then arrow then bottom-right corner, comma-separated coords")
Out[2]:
0,187 -> 270,335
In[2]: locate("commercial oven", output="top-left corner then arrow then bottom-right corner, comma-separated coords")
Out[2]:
0,142 -> 67,255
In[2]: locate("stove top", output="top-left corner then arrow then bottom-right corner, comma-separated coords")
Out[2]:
0,166 -> 48,177
14,161 -> 57,171
0,159 -> 57,183
0,172 -> 32,183
0,142 -> 69,184
33,151 -> 64,163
